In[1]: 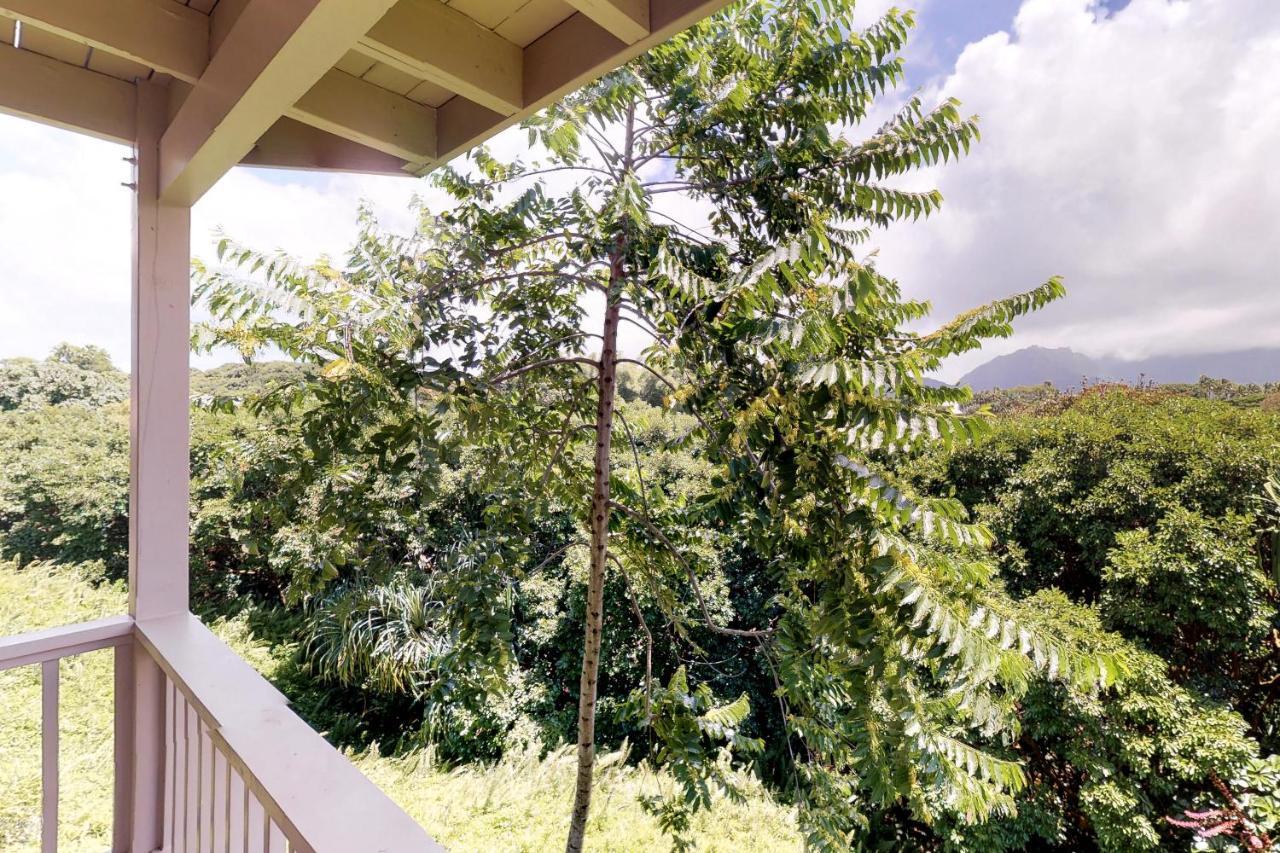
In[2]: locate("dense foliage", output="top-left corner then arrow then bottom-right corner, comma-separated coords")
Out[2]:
2,3 -> 1278,850
7,368 -> 1280,850
1,560 -> 801,852
0,344 -> 127,412
0,404 -> 129,570
904,388 -> 1280,850
187,1 -> 1125,847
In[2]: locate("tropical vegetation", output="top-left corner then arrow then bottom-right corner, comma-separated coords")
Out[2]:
2,0 -> 1279,850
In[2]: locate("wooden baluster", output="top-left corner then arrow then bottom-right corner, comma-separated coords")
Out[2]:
186,702 -> 197,852
167,680 -> 178,852
41,658 -> 59,853
196,716 -> 204,853
243,776 -> 252,853
224,754 -> 233,853
113,643 -> 135,852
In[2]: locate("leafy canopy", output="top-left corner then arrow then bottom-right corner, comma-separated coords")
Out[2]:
194,0 -> 1116,847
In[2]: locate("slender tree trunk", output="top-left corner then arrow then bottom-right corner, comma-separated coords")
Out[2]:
566,103 -> 635,853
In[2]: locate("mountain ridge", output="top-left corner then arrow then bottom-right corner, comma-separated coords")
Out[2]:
957,345 -> 1280,390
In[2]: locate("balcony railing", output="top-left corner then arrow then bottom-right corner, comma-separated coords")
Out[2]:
0,613 -> 440,853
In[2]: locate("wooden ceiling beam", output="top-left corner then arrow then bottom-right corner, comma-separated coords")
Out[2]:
241,118 -> 412,176
0,0 -> 208,83
356,0 -> 523,117
0,44 -> 135,143
566,0 -> 650,44
432,0 -> 732,172
288,69 -> 436,165
158,0 -> 400,205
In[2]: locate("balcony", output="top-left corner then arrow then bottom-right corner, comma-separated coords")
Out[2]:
1,612 -> 439,852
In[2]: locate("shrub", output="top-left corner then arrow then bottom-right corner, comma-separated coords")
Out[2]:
0,406 -> 130,573
1103,508 -> 1274,693
0,345 -> 126,412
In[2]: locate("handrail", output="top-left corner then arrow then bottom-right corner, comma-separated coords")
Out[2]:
1,611 -> 440,851
0,614 -> 135,852
134,612 -> 442,853
0,615 -> 134,672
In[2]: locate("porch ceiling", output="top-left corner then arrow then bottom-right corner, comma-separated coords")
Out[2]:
0,0 -> 729,204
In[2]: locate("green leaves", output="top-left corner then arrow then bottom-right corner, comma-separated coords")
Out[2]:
921,277 -> 1067,359
0,347 -> 127,413
186,0 -> 1099,845
627,667 -> 763,850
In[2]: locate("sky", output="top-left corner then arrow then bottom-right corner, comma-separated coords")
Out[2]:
1,0 -> 1277,381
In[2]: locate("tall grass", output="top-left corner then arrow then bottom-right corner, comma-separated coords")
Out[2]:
354,744 -> 800,852
0,561 -> 800,851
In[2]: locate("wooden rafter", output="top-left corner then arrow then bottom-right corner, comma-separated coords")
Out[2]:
0,0 -> 734,190
244,118 -> 413,176
0,44 -> 135,143
0,0 -> 208,82
289,69 -> 436,165
567,0 -> 650,44
158,0 -> 401,205
356,0 -> 524,117
432,0 -> 733,171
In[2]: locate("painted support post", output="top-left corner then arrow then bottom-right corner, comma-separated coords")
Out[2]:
126,79 -> 192,853
129,79 -> 191,621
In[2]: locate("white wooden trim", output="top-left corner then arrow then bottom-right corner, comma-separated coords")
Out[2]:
289,69 -> 437,163
0,0 -> 208,82
567,0 -> 650,44
0,44 -> 136,144
129,81 -> 187,853
0,615 -> 134,671
356,0 -> 523,116
130,80 -> 192,620
159,0 -> 401,205
135,613 -> 443,852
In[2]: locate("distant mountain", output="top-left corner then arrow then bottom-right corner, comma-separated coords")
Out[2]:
958,347 -> 1101,391
957,345 -> 1280,391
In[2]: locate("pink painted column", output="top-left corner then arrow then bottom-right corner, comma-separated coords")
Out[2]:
129,82 -> 192,621
122,78 -> 192,853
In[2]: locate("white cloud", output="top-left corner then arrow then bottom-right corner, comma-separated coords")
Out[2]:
865,0 -> 1280,379
5,0 -> 1278,382
0,113 -> 448,370
0,117 -> 134,367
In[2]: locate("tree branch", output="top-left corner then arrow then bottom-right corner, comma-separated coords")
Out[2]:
489,357 -> 599,385
492,231 -> 582,257
613,554 -> 654,727
618,313 -> 668,345
529,541 -> 579,575
470,270 -> 608,294
607,499 -> 775,639
539,404 -> 582,494
615,408 -> 652,521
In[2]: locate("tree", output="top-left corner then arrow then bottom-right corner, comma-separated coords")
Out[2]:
0,345 -> 127,412
195,2 -> 1117,848
905,390 -> 1280,847
48,343 -> 117,374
